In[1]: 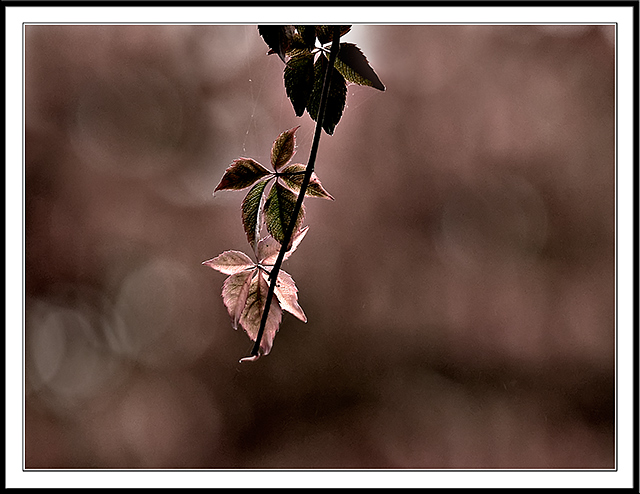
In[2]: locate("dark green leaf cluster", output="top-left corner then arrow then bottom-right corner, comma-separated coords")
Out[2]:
214,127 -> 333,252
258,25 -> 385,135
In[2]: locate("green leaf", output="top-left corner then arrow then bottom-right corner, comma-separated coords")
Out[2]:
316,25 -> 351,45
214,158 -> 272,194
241,179 -> 270,251
264,182 -> 305,249
307,54 -> 347,135
279,163 -> 334,200
257,25 -> 295,62
271,126 -> 299,172
284,52 -> 315,117
295,25 -> 317,50
335,43 -> 385,91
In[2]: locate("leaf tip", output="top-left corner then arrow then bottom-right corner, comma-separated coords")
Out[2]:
239,354 -> 261,363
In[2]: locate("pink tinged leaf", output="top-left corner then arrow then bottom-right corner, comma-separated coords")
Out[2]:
261,269 -> 306,322
239,273 -> 282,357
239,354 -> 260,363
242,179 -> 270,251
256,236 -> 280,267
221,269 -> 255,329
279,163 -> 335,200
202,250 -> 255,274
257,226 -> 309,266
270,126 -> 299,172
214,158 -> 272,194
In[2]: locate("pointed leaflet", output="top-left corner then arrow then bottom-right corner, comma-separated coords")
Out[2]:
295,25 -> 317,50
316,25 -> 352,45
257,25 -> 295,62
238,272 -> 282,357
307,54 -> 347,135
271,126 -> 299,172
257,226 -> 309,266
279,163 -> 334,200
221,269 -> 255,329
202,250 -> 255,274
284,51 -> 315,117
214,158 -> 272,194
335,43 -> 385,91
264,182 -> 305,249
241,179 -> 270,250
261,269 -> 306,322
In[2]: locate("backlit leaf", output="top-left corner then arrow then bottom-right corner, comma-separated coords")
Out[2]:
280,163 -> 334,200
261,269 -> 306,322
222,269 -> 255,329
271,126 -> 299,172
284,52 -> 315,117
241,179 -> 270,251
307,54 -> 347,135
295,25 -> 317,50
239,273 -> 282,357
257,226 -> 309,266
335,43 -> 385,91
257,25 -> 295,62
202,250 -> 255,274
264,182 -> 305,249
214,158 -> 272,194
316,25 -> 351,45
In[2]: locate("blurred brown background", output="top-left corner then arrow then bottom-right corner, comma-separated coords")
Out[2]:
25,24 -> 614,469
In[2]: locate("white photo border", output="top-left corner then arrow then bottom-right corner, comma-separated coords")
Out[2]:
6,4 -> 635,490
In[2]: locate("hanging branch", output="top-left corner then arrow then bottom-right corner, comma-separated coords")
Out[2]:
250,26 -> 342,358
204,24 -> 384,362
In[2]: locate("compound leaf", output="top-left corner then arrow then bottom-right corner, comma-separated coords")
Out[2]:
264,182 -> 305,249
271,126 -> 299,172
214,158 -> 272,194
280,163 -> 334,200
335,42 -> 385,91
242,179 -> 270,251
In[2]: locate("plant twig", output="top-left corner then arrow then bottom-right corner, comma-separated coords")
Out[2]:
250,26 -> 341,358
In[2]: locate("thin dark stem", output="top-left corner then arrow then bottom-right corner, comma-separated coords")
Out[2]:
250,26 -> 341,358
